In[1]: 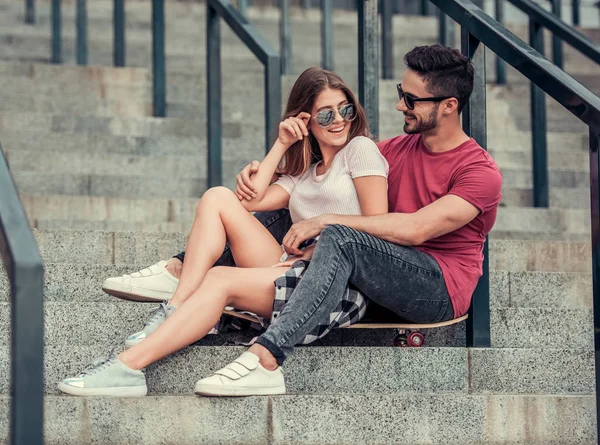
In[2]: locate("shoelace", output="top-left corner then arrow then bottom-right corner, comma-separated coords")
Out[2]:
144,302 -> 168,327
79,348 -> 117,376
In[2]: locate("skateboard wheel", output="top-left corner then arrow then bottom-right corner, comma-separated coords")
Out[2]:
394,332 -> 408,347
407,332 -> 425,347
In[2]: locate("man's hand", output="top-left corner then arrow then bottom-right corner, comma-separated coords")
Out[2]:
282,214 -> 332,255
165,258 -> 183,279
235,161 -> 260,201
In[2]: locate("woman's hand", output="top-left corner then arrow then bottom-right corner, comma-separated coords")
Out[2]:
276,112 -> 311,148
272,245 -> 316,268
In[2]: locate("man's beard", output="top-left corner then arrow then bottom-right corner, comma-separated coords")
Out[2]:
403,103 -> 440,134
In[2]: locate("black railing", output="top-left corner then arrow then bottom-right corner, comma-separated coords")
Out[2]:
206,0 -> 282,187
1,142 -> 45,445
50,0 -> 166,117
429,0 -> 600,435
499,0 -> 600,207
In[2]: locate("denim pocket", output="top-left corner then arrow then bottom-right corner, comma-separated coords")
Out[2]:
398,298 -> 449,324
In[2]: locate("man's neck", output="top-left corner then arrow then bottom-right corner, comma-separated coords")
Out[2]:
421,123 -> 470,153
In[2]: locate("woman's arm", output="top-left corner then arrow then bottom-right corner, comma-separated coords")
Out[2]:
353,176 -> 388,216
242,183 -> 290,212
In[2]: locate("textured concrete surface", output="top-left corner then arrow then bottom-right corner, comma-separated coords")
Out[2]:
491,307 -> 594,349
469,348 -> 595,394
0,393 -> 595,445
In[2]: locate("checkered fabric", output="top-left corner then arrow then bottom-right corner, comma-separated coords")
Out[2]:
213,259 -> 369,345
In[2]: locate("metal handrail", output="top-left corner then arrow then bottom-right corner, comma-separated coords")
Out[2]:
206,0 -> 281,187
431,1 -> 600,131
506,0 -> 600,65
50,0 -> 166,117
0,142 -> 44,445
429,0 -> 600,440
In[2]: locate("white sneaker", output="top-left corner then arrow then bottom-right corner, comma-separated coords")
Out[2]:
194,351 -> 286,397
102,260 -> 179,302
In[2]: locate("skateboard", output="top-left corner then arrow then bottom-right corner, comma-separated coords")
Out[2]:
222,308 -> 468,347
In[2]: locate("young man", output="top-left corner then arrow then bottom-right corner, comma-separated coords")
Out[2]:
103,44 -> 502,395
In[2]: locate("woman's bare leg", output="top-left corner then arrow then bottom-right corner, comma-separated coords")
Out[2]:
119,266 -> 287,370
169,186 -> 284,307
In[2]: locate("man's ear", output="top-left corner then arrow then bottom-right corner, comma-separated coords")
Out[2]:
443,98 -> 460,115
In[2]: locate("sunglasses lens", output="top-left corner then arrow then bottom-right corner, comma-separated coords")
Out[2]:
316,109 -> 335,127
340,104 -> 356,121
405,94 -> 414,110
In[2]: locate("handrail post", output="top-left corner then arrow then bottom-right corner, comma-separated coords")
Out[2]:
358,0 -> 379,137
381,0 -> 394,79
321,0 -> 333,71
152,0 -> 166,117
550,0 -> 563,68
25,0 -> 35,24
114,0 -> 126,66
529,18 -> 549,208
461,29 -> 490,348
264,57 -> 282,154
207,0 -> 222,187
238,0 -> 247,17
1,145 -> 45,445
51,0 -> 61,63
572,0 -> 580,26
589,128 -> 600,445
438,9 -> 449,46
420,0 -> 429,16
495,0 -> 506,84
280,0 -> 292,74
76,0 -> 88,65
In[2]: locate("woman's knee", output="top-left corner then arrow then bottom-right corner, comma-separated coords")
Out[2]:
197,186 -> 237,212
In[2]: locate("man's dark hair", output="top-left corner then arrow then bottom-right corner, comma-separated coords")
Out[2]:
404,44 -> 474,114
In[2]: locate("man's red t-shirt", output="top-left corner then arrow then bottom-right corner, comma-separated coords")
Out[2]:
376,134 -> 503,317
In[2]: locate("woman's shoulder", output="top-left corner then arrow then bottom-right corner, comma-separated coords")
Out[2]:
346,135 -> 378,149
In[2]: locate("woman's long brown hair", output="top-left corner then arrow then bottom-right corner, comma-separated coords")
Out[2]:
277,67 -> 371,177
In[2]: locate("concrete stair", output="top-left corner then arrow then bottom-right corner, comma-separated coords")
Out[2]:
0,0 -> 597,443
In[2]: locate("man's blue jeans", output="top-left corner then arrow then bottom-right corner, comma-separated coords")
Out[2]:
174,210 -> 453,365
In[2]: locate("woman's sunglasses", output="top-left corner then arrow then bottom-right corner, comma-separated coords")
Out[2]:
396,84 -> 452,110
314,103 -> 357,128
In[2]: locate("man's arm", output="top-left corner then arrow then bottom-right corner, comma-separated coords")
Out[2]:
282,194 -> 480,254
325,194 -> 480,245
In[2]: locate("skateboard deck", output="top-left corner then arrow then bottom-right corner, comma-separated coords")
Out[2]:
222,308 -> 468,347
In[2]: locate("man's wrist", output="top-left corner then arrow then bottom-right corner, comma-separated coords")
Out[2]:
321,214 -> 338,228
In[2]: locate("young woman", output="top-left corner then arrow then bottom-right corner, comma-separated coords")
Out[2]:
58,67 -> 389,396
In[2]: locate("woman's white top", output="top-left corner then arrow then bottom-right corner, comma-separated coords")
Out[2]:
273,136 -> 389,223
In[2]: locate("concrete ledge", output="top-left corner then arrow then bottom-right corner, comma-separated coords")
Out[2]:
29,231 -> 594,271
470,348 -> 595,394
491,307 -> 594,349
2,393 -> 593,444
0,345 -> 468,395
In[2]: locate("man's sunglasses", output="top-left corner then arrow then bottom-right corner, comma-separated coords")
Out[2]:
314,103 -> 356,128
396,84 -> 452,110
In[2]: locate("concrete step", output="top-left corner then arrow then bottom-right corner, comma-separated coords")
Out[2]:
32,219 -> 191,232
0,393 -> 595,444
2,263 -> 592,315
28,229 -> 593,271
0,262 -> 590,309
501,186 -> 590,209
18,193 -> 592,236
0,340 -> 593,396
7,301 -> 591,349
9,167 -> 592,200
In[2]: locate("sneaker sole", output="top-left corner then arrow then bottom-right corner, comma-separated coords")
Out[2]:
57,382 -> 148,397
193,383 -> 286,397
102,282 -> 173,303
